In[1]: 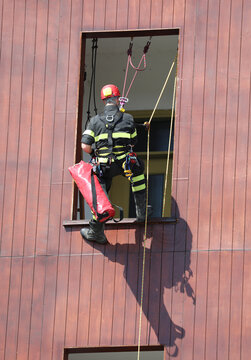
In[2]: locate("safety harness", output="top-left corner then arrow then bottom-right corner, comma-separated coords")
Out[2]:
94,107 -> 125,164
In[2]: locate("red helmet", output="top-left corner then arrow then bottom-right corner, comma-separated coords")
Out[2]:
101,84 -> 120,100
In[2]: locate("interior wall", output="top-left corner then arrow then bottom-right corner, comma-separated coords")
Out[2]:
82,35 -> 179,123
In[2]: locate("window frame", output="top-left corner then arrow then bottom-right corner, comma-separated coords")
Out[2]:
70,28 -> 180,223
64,345 -> 165,360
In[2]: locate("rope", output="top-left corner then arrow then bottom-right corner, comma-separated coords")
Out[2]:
125,55 -> 146,98
137,54 -> 177,360
86,38 -> 98,128
148,54 -> 177,126
137,122 -> 150,360
162,75 -> 177,216
120,38 -> 151,111
92,39 -> 98,115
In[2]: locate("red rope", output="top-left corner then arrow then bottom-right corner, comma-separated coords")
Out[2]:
129,53 -> 146,71
120,39 -> 151,110
122,55 -> 130,98
125,55 -> 146,98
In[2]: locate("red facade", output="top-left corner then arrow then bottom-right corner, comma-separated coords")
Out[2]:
0,0 -> 251,359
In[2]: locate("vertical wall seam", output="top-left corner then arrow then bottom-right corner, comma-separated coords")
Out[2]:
196,0 -> 209,250
98,245 -> 107,346
134,232 -> 141,344
240,47 -> 251,360
205,0 -> 221,358
0,0 -> 4,58
38,256 -> 49,360
194,0 -> 210,357
157,224 -> 164,345
59,0 -> 73,256
74,1 -> 85,349
145,232 -> 153,344
110,228 -> 119,345
51,245 -> 70,359
87,244 -> 95,345
122,229 -> 130,345
228,0 -> 244,357
24,0 -> 46,257
2,0 -> 17,357
172,5 -> 185,211
208,0 -> 221,251
149,0 -> 152,29
232,0 -> 245,251
191,0 -> 206,354
0,0 -> 15,253
54,3 -> 77,348
104,0 -> 107,29
172,0 -> 175,28
33,0 -> 52,256
44,0 -> 62,256
75,240 -> 84,346
21,0 -> 39,257
115,0 -> 118,30
215,250 -> 222,360
4,0 -> 27,353
27,257 -> 46,360
11,0 -> 27,258
15,257 -> 25,360
219,0 -> 232,252
63,250 -> 72,349
93,0 -> 96,30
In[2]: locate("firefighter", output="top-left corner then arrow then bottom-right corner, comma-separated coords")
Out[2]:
80,84 -> 151,244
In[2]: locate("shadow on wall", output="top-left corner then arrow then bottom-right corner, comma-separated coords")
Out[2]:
93,197 -> 196,357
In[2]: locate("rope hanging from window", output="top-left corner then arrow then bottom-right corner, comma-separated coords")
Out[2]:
162,73 -> 177,216
119,37 -> 151,111
85,38 -> 98,129
137,53 -> 178,360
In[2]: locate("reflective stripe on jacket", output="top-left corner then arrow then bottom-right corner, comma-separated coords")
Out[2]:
81,105 -> 137,161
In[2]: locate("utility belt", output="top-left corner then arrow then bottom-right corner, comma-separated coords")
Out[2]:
92,146 -> 140,183
94,145 -> 129,164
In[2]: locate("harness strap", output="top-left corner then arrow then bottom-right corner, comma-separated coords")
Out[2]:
90,169 -> 101,220
91,168 -> 124,222
98,109 -> 124,156
112,204 -> 124,222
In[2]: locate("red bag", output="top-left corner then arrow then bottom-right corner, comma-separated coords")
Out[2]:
69,161 -> 115,222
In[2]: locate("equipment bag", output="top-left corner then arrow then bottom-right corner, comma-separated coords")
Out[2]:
69,161 -> 119,223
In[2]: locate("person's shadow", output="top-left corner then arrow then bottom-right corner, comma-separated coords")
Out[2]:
92,197 -> 195,357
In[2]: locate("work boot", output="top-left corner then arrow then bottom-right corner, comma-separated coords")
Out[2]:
133,191 -> 153,222
80,220 -> 108,244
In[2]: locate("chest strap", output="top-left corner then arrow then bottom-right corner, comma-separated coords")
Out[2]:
98,109 -> 123,154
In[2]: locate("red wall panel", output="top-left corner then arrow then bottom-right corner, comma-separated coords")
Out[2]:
0,0 -> 250,359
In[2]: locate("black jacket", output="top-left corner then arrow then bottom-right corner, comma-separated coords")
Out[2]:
81,105 -> 137,161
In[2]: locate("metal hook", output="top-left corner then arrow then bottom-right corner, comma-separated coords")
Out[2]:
106,115 -> 114,122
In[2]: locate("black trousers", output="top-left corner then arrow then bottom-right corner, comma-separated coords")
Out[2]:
97,157 -> 145,194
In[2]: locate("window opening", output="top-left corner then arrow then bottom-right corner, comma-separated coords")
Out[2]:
73,30 -> 179,220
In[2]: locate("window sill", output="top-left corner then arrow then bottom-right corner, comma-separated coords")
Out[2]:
63,217 -> 178,227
